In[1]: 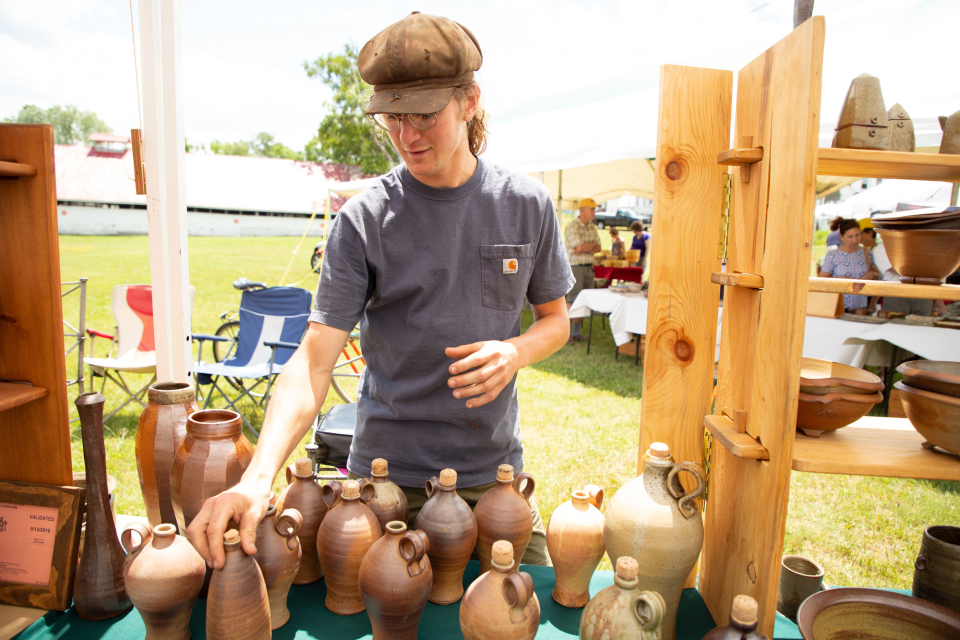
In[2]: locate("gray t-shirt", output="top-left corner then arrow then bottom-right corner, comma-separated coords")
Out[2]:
309,157 -> 574,488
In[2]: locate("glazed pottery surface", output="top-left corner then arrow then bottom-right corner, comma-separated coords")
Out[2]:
897,361 -> 960,399
778,555 -> 826,621
896,381 -> 960,455
580,556 -> 665,640
275,458 -> 327,585
317,479 -> 382,615
358,521 -> 432,640
254,505 -> 303,629
122,522 -> 205,640
547,487 -> 605,608
74,392 -> 132,620
170,409 -> 254,533
360,458 -> 409,533
875,229 -> 960,282
603,443 -> 705,640
702,594 -> 768,640
913,525 -> 960,615
473,464 -> 535,575
459,541 -> 539,640
136,382 -> 198,528
799,357 -> 884,396
413,469 -> 478,604
796,390 -> 882,436
207,531 -> 271,640
796,587 -> 960,640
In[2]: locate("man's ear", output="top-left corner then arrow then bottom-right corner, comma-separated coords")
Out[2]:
463,85 -> 481,121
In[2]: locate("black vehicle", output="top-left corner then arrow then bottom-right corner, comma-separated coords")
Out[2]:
594,207 -> 644,230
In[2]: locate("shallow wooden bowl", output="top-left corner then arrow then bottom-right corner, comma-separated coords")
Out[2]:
875,229 -> 960,282
799,357 -> 884,396
896,361 -> 960,399
896,381 -> 960,455
796,391 -> 882,437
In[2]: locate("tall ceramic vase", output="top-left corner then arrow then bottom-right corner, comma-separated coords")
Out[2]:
254,505 -> 303,629
136,381 -> 197,528
912,525 -> 960,615
547,485 -> 605,607
275,458 -> 328,585
207,530 -> 271,640
74,392 -> 132,620
459,540 -> 539,640
580,556 -> 665,640
473,464 -> 535,574
603,442 -> 705,640
360,458 -> 409,533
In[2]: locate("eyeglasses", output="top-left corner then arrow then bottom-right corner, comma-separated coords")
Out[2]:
369,112 -> 438,132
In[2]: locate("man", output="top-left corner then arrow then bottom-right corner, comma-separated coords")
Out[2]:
186,12 -> 573,570
564,198 -> 602,342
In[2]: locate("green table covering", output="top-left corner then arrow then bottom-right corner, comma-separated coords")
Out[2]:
17,560 -> 809,639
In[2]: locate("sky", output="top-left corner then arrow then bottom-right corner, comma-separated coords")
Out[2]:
2,0 -> 958,156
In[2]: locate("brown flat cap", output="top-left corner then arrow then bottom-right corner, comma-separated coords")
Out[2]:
359,11 -> 482,115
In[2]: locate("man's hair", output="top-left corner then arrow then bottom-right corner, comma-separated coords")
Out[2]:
630,221 -> 642,232
452,83 -> 488,156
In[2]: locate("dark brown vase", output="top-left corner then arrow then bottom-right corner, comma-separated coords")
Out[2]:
275,458 -> 327,585
254,505 -> 302,629
358,521 -> 432,640
460,540 -> 539,640
121,522 -> 206,640
207,530 -> 271,639
360,458 -> 409,533
473,464 -> 535,575
170,409 -> 254,533
701,594 -> 769,640
317,479 -> 382,615
136,382 -> 198,529
913,525 -> 960,615
413,468 -> 478,604
74,392 -> 132,620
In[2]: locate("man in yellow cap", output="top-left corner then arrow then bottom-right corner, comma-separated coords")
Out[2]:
564,198 -> 602,342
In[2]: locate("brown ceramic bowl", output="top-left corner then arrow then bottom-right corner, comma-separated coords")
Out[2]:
896,381 -> 960,456
897,361 -> 960,399
797,587 -> 960,639
800,357 -> 884,396
874,218 -> 960,231
875,229 -> 960,282
796,391 -> 882,436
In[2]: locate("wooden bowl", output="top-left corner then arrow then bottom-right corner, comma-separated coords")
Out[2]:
800,357 -> 884,396
796,391 -> 882,437
875,229 -> 960,282
897,361 -> 960,399
797,587 -> 960,640
896,381 -> 960,456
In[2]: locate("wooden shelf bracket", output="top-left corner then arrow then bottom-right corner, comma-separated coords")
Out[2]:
0,160 -> 38,178
704,415 -> 770,460
717,136 -> 764,182
712,272 -> 765,289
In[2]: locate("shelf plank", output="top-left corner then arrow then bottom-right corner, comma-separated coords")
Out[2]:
792,416 -> 960,481
808,277 -> 960,301
717,147 -> 764,166
704,415 -> 770,459
711,272 -> 764,289
817,148 -> 960,182
0,160 -> 37,178
0,382 -> 48,412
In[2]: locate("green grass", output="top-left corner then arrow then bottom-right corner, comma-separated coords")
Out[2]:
59,235 -> 958,587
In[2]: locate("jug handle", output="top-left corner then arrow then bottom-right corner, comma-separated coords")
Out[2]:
667,461 -> 706,519
514,472 -> 536,503
277,508 -> 303,551
120,521 -> 152,555
400,530 -> 430,577
321,480 -> 343,510
358,481 -> 376,504
584,484 -> 604,509
915,554 -> 929,571
632,590 -> 665,636
285,463 -> 295,485
502,571 -> 535,624
425,477 -> 438,499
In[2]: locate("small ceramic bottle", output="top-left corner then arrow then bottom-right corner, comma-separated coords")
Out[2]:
414,468 -> 478,604
121,522 -> 206,640
460,540 -> 540,640
275,458 -> 328,584
473,464 -> 535,574
360,458 -> 409,532
358,521 -> 432,640
580,556 -> 665,640
206,530 -> 271,640
701,595 -> 769,640
254,506 -> 303,629
546,485 -> 605,607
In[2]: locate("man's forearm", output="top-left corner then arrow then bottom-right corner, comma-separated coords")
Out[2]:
509,297 -> 569,369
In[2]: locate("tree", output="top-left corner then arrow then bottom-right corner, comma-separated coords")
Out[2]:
210,132 -> 301,160
4,104 -> 112,145
303,44 -> 400,175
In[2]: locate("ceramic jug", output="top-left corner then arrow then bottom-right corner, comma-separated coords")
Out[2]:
136,381 -> 197,528
460,540 -> 539,640
358,521 -> 432,640
701,595 -> 769,640
254,505 -> 303,629
359,458 -> 409,533
603,442 -> 705,640
275,457 -> 327,584
414,468 -> 478,604
546,485 -> 605,607
913,525 -> 960,615
580,556 -> 665,640
207,530 -> 271,640
473,464 -> 535,574
121,522 -> 206,640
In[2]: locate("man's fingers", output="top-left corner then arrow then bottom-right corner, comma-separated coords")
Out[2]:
186,500 -> 214,564
464,381 -> 507,409
445,343 -> 484,372
205,497 -> 240,570
237,506 -> 262,557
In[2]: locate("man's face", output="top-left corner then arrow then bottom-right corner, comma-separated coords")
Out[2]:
386,97 -> 472,182
580,206 -> 596,221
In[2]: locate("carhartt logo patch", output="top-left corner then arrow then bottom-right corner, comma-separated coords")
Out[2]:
503,259 -> 518,274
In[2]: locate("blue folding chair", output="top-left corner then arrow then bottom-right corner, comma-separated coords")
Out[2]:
193,287 -> 312,437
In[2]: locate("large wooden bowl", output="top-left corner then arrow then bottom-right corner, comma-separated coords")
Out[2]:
800,357 -> 884,396
896,381 -> 960,455
897,361 -> 960,399
796,391 -> 882,437
797,587 -> 960,639
875,229 -> 960,282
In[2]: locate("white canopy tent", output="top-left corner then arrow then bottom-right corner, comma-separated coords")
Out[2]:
823,179 -> 955,218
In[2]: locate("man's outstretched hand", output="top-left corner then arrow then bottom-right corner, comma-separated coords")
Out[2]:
186,479 -> 271,569
446,340 -> 521,409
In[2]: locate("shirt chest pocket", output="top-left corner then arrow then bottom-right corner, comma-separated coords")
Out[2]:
480,244 -> 534,311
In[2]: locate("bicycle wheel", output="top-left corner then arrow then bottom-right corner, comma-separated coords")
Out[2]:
213,321 -> 240,362
330,334 -> 365,403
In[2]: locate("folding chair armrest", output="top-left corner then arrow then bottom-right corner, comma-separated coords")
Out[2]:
264,340 -> 300,350
86,329 -> 114,340
192,333 -> 230,342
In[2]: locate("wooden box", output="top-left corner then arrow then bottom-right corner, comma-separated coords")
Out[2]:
806,291 -> 844,318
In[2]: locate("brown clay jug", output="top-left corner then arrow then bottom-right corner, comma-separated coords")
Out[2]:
414,468 -> 478,604
359,458 -> 409,532
473,464 -> 535,574
358,521 -> 432,640
580,556 -> 666,640
701,595 -> 769,640
546,485 -> 605,608
460,540 -> 540,640
136,381 -> 198,528
121,522 -> 205,640
603,442 -> 706,640
207,530 -> 271,640
254,505 -> 302,629
317,479 -> 382,615
275,458 -> 327,585
170,409 -> 254,533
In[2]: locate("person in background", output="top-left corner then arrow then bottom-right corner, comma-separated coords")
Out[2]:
859,220 -> 895,281
609,227 -> 625,259
825,216 -> 846,248
564,198 -> 602,343
818,218 -> 880,312
630,221 -> 651,278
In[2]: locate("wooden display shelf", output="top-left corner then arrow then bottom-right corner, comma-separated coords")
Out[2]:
0,160 -> 37,178
0,382 -> 48,412
713,273 -> 960,301
817,147 -> 960,182
704,415 -> 769,459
